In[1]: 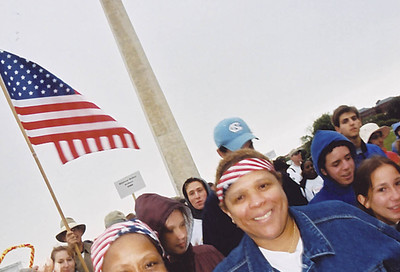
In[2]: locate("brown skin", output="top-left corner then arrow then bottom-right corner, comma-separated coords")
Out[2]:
102,233 -> 167,272
302,160 -> 318,179
222,170 -> 299,252
215,149 -> 299,253
215,148 -> 278,191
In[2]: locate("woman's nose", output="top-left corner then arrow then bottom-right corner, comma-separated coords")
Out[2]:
249,193 -> 264,208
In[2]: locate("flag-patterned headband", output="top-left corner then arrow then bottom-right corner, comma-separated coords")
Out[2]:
216,157 -> 275,203
91,219 -> 165,272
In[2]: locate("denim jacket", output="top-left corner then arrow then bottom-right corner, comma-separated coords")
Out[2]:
213,201 -> 400,272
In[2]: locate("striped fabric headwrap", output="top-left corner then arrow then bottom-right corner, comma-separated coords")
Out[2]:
91,219 -> 165,272
216,157 -> 275,203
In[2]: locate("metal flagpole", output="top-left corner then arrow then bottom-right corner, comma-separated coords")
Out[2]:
100,0 -> 200,195
0,74 -> 90,272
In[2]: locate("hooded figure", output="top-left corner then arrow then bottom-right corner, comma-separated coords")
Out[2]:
309,130 -> 357,206
182,177 -> 210,245
135,193 -> 223,272
182,177 -> 210,219
392,121 -> 400,154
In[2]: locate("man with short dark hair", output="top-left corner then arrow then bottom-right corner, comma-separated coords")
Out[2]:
332,105 -> 386,165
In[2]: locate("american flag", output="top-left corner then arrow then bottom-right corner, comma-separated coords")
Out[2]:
0,50 -> 139,164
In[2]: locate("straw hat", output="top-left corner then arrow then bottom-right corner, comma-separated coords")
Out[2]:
359,123 -> 390,143
56,217 -> 86,242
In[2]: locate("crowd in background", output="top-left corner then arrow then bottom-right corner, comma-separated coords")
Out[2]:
32,105 -> 400,272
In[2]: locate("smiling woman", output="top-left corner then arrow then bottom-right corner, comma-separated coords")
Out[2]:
51,246 -> 76,272
213,149 -> 400,272
354,156 -> 400,230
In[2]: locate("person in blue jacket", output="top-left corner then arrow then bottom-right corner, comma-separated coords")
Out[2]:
392,121 -> 400,154
309,130 -> 357,206
332,105 -> 386,166
213,148 -> 400,272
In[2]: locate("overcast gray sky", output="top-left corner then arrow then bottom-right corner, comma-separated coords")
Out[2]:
1,0 -> 399,268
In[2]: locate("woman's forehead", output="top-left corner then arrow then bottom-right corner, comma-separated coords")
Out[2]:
227,170 -> 277,192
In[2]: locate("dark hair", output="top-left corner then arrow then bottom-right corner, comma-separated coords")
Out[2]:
183,177 -> 207,194
317,140 -> 355,175
273,156 -> 289,173
218,145 -> 229,154
300,158 -> 313,171
51,246 -> 75,262
353,156 -> 400,214
182,177 -> 208,217
331,105 -> 360,128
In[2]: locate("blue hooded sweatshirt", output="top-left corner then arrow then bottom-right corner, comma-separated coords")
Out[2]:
309,130 -> 357,206
392,121 -> 400,154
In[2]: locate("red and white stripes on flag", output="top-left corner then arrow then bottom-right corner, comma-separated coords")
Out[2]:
13,92 -> 139,163
0,50 -> 140,164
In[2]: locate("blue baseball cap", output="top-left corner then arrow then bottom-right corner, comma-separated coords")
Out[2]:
214,117 -> 258,151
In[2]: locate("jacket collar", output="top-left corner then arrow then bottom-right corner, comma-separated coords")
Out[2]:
241,236 -> 276,272
240,208 -> 335,270
320,175 -> 355,197
82,240 -> 92,254
290,207 -> 335,259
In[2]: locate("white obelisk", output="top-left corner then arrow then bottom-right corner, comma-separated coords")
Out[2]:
100,0 -> 200,195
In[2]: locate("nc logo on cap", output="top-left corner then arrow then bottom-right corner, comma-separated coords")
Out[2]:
229,122 -> 243,133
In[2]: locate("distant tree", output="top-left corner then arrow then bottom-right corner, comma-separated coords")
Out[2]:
362,113 -> 388,126
387,96 -> 400,119
301,113 -> 335,157
312,113 -> 335,134
301,134 -> 312,159
384,118 -> 400,127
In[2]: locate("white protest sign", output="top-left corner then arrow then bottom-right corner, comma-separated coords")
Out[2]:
114,171 -> 146,199
265,150 -> 277,160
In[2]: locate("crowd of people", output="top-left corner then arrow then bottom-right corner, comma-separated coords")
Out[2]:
32,105 -> 400,272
